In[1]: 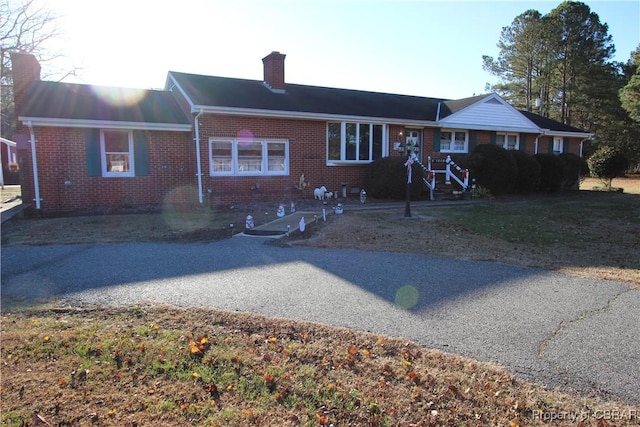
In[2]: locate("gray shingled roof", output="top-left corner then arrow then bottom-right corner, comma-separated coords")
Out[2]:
21,81 -> 191,125
169,72 -> 446,121
519,110 -> 589,133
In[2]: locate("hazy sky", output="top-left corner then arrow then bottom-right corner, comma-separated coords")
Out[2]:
45,0 -> 639,100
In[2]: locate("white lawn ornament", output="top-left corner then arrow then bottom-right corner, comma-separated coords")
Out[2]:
314,186 -> 328,200
245,215 -> 254,229
335,203 -> 343,214
299,216 -> 306,233
277,204 -> 285,218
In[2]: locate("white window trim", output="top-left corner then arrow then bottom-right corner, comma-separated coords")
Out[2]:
553,137 -> 564,154
100,129 -> 135,178
440,129 -> 468,153
326,122 -> 388,165
209,138 -> 289,176
497,132 -> 520,150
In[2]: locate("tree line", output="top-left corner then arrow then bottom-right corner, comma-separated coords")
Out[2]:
482,1 -> 639,170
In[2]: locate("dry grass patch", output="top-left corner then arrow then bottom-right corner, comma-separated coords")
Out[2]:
1,305 -> 636,426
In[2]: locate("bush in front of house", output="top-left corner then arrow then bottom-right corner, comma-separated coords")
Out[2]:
559,152 -> 589,191
365,156 -> 423,200
534,153 -> 566,193
466,144 -> 518,195
510,150 -> 540,194
587,146 -> 629,188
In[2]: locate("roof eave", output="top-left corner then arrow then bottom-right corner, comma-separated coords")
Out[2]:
192,105 -> 437,126
540,129 -> 593,138
19,117 -> 192,132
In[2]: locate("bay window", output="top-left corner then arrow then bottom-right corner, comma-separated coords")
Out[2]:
209,138 -> 289,176
327,122 -> 386,163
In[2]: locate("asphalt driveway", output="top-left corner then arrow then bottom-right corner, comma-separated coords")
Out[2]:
1,236 -> 638,405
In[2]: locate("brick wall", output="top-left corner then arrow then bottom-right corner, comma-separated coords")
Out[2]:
22,118 -> 587,213
26,126 -> 194,213
198,114 -> 370,205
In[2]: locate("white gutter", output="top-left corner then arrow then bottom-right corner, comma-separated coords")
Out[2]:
190,105 -> 438,127
194,109 -> 204,204
26,121 -> 41,209
19,116 -> 191,132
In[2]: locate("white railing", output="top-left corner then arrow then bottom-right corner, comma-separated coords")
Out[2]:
413,155 -> 470,201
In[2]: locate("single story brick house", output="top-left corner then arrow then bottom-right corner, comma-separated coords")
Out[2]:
12,51 -> 592,213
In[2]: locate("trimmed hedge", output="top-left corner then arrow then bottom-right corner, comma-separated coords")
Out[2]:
534,153 -> 566,193
365,156 -> 424,200
559,153 -> 589,191
466,144 -> 518,195
511,150 -> 541,194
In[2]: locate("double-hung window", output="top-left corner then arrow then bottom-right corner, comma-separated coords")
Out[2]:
209,138 -> 289,176
327,122 -> 385,163
497,133 -> 519,150
440,130 -> 468,153
553,137 -> 563,154
101,130 -> 134,177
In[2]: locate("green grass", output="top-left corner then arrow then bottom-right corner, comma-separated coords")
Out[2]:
441,194 -> 639,245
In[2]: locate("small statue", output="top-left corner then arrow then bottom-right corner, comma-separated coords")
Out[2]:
277,204 -> 285,218
245,215 -> 254,229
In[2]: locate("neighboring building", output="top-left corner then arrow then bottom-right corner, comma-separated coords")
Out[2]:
12,51 -> 592,213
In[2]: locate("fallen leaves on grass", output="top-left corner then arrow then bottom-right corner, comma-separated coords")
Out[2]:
0,305 -> 636,426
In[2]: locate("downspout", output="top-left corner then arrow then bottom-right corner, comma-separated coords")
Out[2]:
194,109 -> 204,204
579,138 -> 588,157
27,121 -> 41,210
435,102 -> 441,122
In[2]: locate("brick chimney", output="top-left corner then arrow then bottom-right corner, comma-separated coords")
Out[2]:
10,52 -> 41,117
262,51 -> 286,92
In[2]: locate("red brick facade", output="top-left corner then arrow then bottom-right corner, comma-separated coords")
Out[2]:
12,51 -> 587,214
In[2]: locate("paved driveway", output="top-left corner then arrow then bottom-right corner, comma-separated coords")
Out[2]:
2,236 -> 638,405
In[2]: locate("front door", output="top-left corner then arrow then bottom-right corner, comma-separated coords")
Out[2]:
405,129 -> 422,159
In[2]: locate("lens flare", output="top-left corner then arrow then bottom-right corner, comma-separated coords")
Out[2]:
395,285 -> 419,310
91,86 -> 147,107
162,186 -> 210,232
237,129 -> 255,147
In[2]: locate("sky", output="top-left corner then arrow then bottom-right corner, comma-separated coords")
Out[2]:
43,0 -> 640,100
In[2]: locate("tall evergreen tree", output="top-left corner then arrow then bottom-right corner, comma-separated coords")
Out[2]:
620,47 -> 640,122
483,1 -> 615,128
546,1 -> 615,126
483,10 -> 551,111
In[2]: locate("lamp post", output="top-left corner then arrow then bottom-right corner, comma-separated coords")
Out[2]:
403,136 -> 420,218
404,154 -> 413,218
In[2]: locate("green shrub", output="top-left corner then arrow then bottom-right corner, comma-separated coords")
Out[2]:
559,153 -> 589,191
365,156 -> 424,200
510,150 -> 540,194
466,144 -> 518,195
587,146 -> 629,187
534,153 -> 566,193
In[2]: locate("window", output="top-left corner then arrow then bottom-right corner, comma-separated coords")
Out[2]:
327,122 -> 386,163
553,137 -> 563,154
209,138 -> 289,176
497,133 -> 519,150
101,130 -> 134,177
440,130 -> 467,153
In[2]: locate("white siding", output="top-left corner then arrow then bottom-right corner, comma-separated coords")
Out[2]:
439,96 -> 539,132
